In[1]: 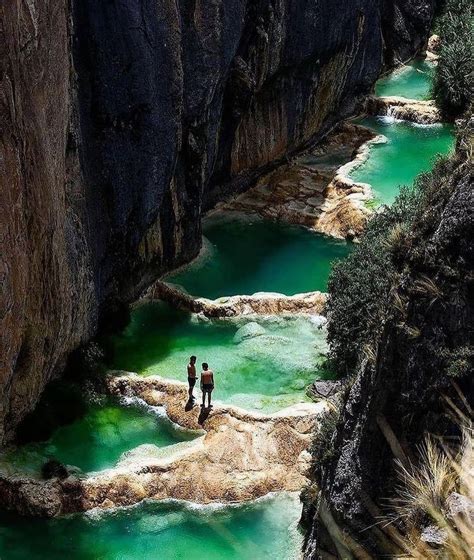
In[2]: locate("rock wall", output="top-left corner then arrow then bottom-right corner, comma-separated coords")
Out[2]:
303,127 -> 474,558
0,0 -> 435,444
0,1 -> 95,446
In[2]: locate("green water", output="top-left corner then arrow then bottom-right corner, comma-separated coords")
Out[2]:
0,493 -> 303,560
167,213 -> 350,298
350,117 -> 454,205
375,59 -> 434,100
0,399 -> 197,475
109,302 -> 329,412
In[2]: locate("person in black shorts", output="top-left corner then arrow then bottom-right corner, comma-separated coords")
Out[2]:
187,356 -> 197,399
200,363 -> 214,409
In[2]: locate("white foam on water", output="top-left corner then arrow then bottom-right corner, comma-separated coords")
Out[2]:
81,490 -> 302,521
115,438 -> 203,468
119,395 -> 202,436
380,113 -> 404,125
377,113 -> 445,129
411,121 -> 445,129
119,395 -> 167,418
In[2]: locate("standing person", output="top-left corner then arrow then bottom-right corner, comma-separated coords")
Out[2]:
200,363 -> 214,409
187,356 -> 197,400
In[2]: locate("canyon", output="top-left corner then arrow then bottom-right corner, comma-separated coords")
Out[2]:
0,0 -> 437,444
0,0 -> 468,555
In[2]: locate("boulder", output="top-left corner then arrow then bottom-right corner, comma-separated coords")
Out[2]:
447,492 -> 474,523
41,459 -> 69,480
310,380 -> 344,400
233,322 -> 267,344
420,525 -> 447,546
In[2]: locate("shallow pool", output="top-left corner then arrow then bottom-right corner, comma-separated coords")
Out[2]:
108,302 -> 330,412
375,59 -> 434,100
167,213 -> 351,299
0,493 -> 303,560
350,117 -> 454,205
0,399 -> 197,475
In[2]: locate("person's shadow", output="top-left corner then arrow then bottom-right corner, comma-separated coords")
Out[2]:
184,397 -> 195,412
198,406 -> 211,425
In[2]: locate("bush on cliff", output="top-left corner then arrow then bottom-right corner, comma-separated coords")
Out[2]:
433,0 -> 474,117
308,121 -> 473,558
326,121 -> 472,378
326,188 -> 419,376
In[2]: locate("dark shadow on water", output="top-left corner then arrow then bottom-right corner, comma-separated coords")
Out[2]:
198,407 -> 211,425
104,301 -> 237,374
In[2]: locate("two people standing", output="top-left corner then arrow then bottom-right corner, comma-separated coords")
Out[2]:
187,356 -> 214,409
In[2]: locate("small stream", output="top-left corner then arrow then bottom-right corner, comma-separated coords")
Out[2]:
0,59 -> 455,559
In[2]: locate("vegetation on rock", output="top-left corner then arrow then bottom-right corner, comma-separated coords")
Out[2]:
433,0 -> 474,117
326,120 -> 473,378
305,121 -> 473,558
391,415 -> 473,559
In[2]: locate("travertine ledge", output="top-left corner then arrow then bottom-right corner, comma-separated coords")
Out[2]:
142,280 -> 328,317
213,123 -> 376,240
366,95 -> 442,125
0,374 -> 327,517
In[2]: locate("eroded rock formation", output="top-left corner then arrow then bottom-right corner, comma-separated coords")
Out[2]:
0,0 -> 436,443
216,123 -> 375,239
366,95 -> 442,124
143,280 -> 327,317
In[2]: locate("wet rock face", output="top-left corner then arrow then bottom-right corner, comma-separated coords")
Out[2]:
381,0 -> 436,65
0,0 -> 435,444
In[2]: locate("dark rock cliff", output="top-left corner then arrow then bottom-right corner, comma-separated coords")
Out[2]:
303,126 -> 473,558
0,0 -> 435,444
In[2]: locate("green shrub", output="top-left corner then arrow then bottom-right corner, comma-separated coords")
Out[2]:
326,188 -> 419,376
326,118 -> 471,379
441,346 -> 474,379
433,0 -> 474,117
310,407 -> 341,472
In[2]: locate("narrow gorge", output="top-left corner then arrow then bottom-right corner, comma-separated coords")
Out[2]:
1,0 -> 435,442
1,0 -> 472,559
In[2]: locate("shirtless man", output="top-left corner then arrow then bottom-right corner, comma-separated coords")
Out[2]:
187,356 -> 197,399
200,363 -> 214,409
